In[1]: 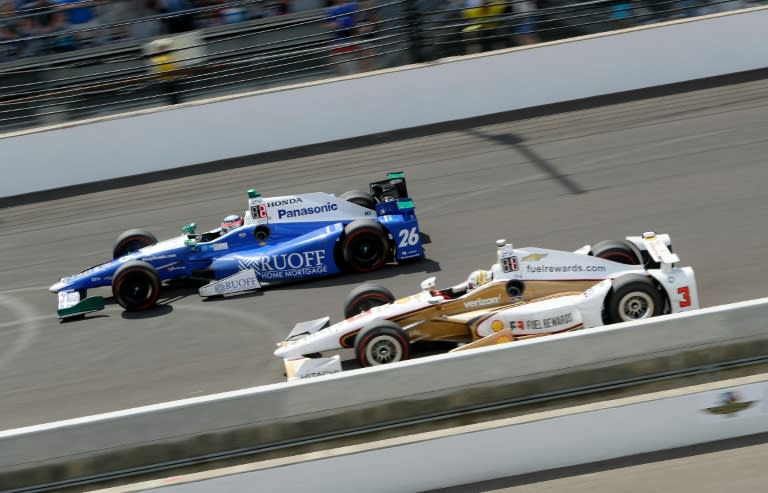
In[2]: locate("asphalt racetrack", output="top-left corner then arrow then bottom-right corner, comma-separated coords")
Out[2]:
2,77 -> 768,433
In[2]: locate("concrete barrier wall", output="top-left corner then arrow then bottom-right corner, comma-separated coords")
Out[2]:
99,375 -> 768,493
1,7 -> 767,198
2,297 -> 768,489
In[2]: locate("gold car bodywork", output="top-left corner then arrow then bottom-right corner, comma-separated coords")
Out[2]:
339,278 -> 598,347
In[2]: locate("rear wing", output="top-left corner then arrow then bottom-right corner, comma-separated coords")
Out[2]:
642,234 -> 679,266
369,171 -> 409,203
627,231 -> 680,272
628,232 -> 679,272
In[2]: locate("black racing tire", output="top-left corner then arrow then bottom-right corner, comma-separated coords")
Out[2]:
112,261 -> 161,311
605,274 -> 665,324
354,320 -> 410,367
113,229 -> 158,259
254,226 -> 271,242
341,220 -> 389,273
340,190 -> 376,210
592,240 -> 641,265
505,280 -> 525,298
344,284 -> 396,319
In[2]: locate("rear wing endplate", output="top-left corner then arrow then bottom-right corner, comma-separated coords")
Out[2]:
642,234 -> 679,268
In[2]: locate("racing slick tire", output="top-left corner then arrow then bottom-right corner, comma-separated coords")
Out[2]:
112,261 -> 161,311
605,274 -> 665,324
341,220 -> 389,273
354,320 -> 410,367
344,284 -> 396,318
113,229 -> 158,259
506,280 -> 525,298
592,240 -> 641,265
340,190 -> 376,210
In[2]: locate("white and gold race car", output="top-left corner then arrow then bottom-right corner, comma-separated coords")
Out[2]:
274,232 -> 699,380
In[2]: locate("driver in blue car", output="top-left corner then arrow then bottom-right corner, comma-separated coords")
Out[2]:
220,214 -> 244,235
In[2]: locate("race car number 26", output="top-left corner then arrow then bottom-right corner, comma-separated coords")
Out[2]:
398,227 -> 419,248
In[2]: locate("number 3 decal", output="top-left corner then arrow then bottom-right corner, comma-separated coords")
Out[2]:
398,227 -> 419,248
678,286 -> 691,308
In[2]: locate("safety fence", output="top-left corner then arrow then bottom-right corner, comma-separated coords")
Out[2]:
3,296 -> 768,491
83,375 -> 768,493
0,0 -> 760,132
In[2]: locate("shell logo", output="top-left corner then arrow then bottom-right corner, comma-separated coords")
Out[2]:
491,319 -> 505,332
495,335 -> 512,344
396,296 -> 412,304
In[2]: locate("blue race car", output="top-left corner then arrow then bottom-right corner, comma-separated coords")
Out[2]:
50,172 -> 423,319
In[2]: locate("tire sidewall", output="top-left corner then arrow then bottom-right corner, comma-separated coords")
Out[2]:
114,229 -> 158,259
112,261 -> 160,311
340,190 -> 376,210
342,221 -> 389,273
354,322 -> 410,367
592,240 -> 641,265
606,275 -> 664,323
344,289 -> 395,318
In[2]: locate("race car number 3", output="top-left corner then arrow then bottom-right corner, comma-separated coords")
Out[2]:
678,286 -> 691,308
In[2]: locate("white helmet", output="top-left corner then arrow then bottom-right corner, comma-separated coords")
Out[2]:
467,269 -> 491,290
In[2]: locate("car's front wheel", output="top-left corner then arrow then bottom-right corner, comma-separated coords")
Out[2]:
344,284 -> 396,318
354,320 -> 410,367
605,275 -> 664,323
112,261 -> 161,311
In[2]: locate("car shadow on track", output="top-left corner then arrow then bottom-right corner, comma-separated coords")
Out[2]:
89,257 -> 441,317
201,256 -> 442,306
121,304 -> 174,319
275,257 -> 442,291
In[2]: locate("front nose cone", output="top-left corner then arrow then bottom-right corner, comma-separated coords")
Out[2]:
49,281 -> 64,293
274,344 -> 288,358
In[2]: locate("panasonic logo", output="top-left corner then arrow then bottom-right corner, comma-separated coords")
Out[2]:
278,203 -> 338,219
267,198 -> 303,207
464,295 -> 501,309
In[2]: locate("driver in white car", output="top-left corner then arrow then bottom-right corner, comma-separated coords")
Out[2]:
445,268 -> 494,297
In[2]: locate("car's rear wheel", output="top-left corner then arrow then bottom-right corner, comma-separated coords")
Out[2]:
113,229 -> 158,259
340,190 -> 376,210
592,240 -> 641,265
344,284 -> 396,318
112,261 -> 161,311
605,275 -> 664,323
354,320 -> 410,367
341,220 -> 389,273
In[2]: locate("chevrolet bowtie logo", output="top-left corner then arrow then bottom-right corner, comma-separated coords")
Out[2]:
522,253 -> 548,261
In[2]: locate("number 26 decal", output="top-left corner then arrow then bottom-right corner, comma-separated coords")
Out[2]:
677,286 -> 691,308
398,227 -> 419,248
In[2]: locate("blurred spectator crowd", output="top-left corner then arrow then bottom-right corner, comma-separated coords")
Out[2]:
454,0 -> 753,55
0,0 -> 297,59
0,0 -> 756,61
